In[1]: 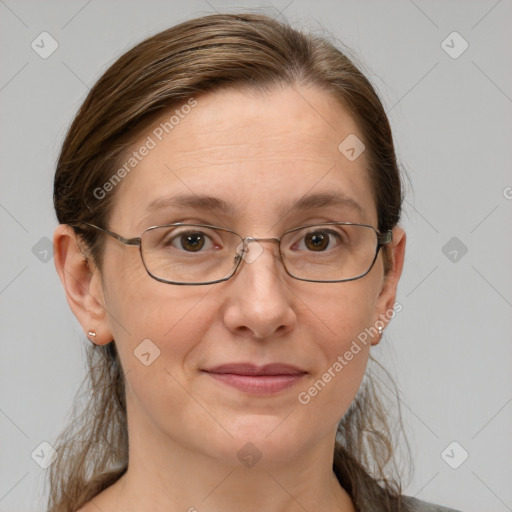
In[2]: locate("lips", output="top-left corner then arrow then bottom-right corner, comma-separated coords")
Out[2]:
205,363 -> 306,376
202,363 -> 307,394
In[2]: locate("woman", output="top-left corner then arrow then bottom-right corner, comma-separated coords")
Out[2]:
50,13 -> 461,512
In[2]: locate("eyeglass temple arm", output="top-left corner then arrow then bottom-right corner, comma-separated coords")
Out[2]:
377,230 -> 393,245
74,222 -> 141,246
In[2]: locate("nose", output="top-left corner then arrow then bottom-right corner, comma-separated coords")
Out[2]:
222,238 -> 297,340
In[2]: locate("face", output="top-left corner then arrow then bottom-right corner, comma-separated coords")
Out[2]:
81,85 -> 405,467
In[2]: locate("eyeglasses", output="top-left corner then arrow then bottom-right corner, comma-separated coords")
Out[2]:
74,221 -> 392,285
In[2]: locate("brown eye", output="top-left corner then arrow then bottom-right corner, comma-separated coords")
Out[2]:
300,230 -> 342,252
305,232 -> 329,251
177,232 -> 206,252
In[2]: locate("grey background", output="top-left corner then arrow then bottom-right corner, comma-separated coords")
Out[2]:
1,1 -> 511,511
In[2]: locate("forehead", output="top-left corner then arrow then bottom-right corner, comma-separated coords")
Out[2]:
109,85 -> 377,231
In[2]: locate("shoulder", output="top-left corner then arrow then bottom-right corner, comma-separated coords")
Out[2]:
402,495 -> 463,512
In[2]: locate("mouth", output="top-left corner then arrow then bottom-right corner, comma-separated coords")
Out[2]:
201,363 -> 307,394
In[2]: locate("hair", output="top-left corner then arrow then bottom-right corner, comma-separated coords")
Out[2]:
50,12 -> 413,512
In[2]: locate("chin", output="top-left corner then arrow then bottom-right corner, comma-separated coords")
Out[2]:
211,415 -> 311,467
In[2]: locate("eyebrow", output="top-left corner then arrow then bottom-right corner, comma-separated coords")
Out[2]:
145,192 -> 367,222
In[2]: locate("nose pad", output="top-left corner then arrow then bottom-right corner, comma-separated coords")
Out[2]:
235,238 -> 265,264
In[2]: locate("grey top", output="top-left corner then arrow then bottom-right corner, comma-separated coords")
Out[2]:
403,495 -> 463,512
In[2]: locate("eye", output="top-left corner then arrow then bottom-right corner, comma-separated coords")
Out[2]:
165,230 -> 218,252
295,229 -> 344,252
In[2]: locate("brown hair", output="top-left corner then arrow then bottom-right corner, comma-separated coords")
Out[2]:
50,12 -> 413,512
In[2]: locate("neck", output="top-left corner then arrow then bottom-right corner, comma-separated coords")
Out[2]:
93,413 -> 356,512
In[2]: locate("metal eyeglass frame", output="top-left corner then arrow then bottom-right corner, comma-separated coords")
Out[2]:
73,221 -> 393,285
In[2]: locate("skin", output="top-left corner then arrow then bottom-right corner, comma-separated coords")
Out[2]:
54,84 -> 406,512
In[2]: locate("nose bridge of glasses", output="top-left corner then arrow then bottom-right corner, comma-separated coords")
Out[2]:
245,236 -> 280,244
237,236 -> 281,264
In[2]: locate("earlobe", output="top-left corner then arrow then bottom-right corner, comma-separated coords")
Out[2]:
371,226 -> 406,345
53,224 -> 113,346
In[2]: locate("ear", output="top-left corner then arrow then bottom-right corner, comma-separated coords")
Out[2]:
53,224 -> 113,345
371,226 -> 406,346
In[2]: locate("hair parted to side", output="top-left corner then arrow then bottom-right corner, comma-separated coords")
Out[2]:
50,12 -> 413,512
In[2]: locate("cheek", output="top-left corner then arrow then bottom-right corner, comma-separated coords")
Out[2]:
105,276 -> 214,372
295,284 -> 378,418
101,253 -> 229,425
103,279 -> 218,431
314,281 -> 378,348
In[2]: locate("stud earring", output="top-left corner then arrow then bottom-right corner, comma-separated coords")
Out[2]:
87,330 -> 96,340
378,325 -> 383,336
